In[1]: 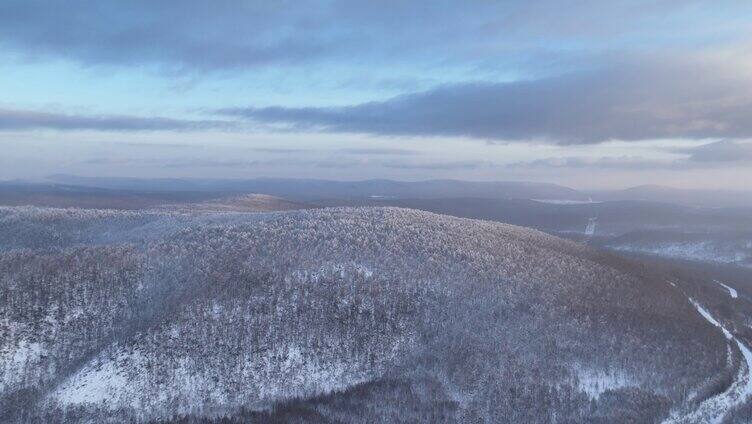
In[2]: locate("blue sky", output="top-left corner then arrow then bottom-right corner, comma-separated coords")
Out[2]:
1,0 -> 752,189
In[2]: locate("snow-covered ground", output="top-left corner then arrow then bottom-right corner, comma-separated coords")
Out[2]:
574,367 -> 635,399
52,350 -> 137,409
716,280 -> 738,299
663,298 -> 752,424
585,218 -> 597,236
612,243 -> 750,267
46,333 -> 408,417
1,338 -> 45,391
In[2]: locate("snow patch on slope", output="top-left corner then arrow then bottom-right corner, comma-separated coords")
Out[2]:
48,336 -> 403,417
0,317 -> 49,392
715,280 -> 738,299
574,367 -> 635,399
1,339 -> 45,391
585,218 -> 597,236
51,349 -> 142,409
252,344 -> 373,400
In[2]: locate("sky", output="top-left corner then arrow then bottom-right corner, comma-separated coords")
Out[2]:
1,0 -> 752,189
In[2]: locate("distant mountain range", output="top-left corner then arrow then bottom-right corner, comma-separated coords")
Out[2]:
44,175 -> 588,202
41,175 -> 752,208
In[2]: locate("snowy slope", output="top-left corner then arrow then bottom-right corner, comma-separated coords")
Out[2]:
0,206 -> 734,422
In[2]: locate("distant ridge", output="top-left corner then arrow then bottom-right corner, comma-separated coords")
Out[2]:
593,185 -> 752,208
46,175 -> 588,202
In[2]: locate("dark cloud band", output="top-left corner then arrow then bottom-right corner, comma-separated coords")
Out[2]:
0,1 -> 743,72
0,108 -> 232,132
221,55 -> 752,144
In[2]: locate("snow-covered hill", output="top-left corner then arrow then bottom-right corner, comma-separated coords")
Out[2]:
0,206 -> 738,422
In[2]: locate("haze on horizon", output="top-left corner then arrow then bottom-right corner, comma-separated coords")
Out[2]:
1,0 -> 752,190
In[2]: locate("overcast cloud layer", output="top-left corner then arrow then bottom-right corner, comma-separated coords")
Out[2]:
3,0 -> 746,71
1,1 -> 751,187
0,108 -> 231,132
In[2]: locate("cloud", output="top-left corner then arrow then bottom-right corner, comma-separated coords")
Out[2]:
0,1 -> 343,71
339,148 -> 419,156
251,147 -> 312,154
0,1 -> 745,72
382,160 -> 495,170
107,141 -> 196,149
221,52 -> 752,144
248,147 -> 418,155
81,157 -> 366,170
508,156 -> 677,170
0,108 -> 232,132
80,156 -> 490,171
509,146 -> 752,170
680,140 -> 752,162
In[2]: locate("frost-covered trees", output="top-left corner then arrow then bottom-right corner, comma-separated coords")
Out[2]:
0,206 -> 731,423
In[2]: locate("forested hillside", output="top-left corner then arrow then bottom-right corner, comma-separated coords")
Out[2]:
0,206 -> 736,422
